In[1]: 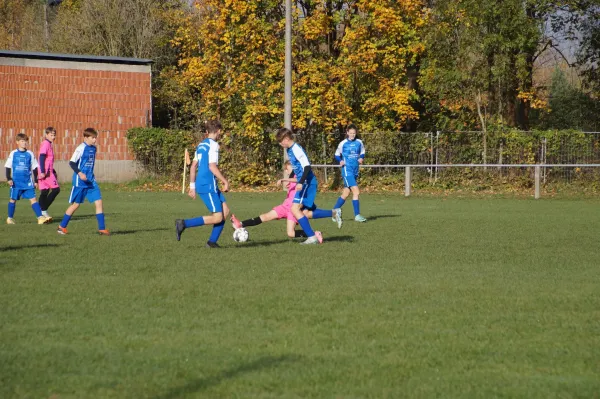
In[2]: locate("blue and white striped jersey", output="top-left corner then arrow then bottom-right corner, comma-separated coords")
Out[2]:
194,138 -> 220,193
70,143 -> 97,187
5,149 -> 38,189
287,142 -> 316,185
335,138 -> 365,176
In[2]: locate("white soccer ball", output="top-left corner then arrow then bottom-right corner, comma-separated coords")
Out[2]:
233,228 -> 249,243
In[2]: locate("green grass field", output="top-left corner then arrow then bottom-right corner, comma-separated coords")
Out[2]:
1,190 -> 599,398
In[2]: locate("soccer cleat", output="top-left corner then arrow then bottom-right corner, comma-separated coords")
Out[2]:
6,217 -> 16,225
37,216 -> 51,225
98,229 -> 110,236
331,210 -> 337,222
354,214 -> 367,222
205,241 -> 220,248
334,208 -> 343,229
300,235 -> 320,245
56,226 -> 68,235
230,214 -> 243,229
175,219 -> 186,241
315,231 -> 323,244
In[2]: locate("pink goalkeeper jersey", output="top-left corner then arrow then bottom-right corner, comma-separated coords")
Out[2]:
38,139 -> 59,189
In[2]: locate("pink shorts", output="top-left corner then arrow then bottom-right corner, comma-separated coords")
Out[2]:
273,205 -> 297,222
38,174 -> 59,190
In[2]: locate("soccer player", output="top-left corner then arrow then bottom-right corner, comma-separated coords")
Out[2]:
5,133 -> 50,224
175,120 -> 230,248
332,124 -> 367,222
230,161 -> 307,238
56,128 -> 109,235
38,126 -> 61,221
276,127 -> 342,245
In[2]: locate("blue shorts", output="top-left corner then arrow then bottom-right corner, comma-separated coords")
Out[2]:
69,185 -> 102,204
342,173 -> 358,188
293,183 -> 317,208
9,187 -> 36,201
199,192 -> 226,213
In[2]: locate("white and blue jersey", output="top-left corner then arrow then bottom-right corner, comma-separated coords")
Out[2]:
287,143 -> 317,186
335,138 -> 365,176
70,143 -> 97,188
194,138 -> 220,194
5,149 -> 38,189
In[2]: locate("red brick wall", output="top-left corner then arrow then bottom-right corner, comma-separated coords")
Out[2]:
0,64 -> 151,161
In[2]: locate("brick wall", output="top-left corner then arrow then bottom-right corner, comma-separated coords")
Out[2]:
0,58 -> 151,162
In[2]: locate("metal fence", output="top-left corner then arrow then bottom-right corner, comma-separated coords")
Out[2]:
293,130 -> 600,190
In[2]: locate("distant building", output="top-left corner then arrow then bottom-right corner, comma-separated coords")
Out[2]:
0,50 -> 152,182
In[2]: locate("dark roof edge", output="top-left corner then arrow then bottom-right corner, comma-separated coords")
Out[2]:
0,50 -> 152,65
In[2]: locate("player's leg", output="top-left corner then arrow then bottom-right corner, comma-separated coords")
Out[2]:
57,187 -> 83,234
205,194 -> 228,247
292,185 -> 321,244
351,185 -> 366,222
238,210 -> 279,229
286,217 -> 307,238
39,189 -> 49,212
7,193 -> 16,224
24,189 -> 47,224
87,186 -> 108,235
44,186 -> 61,216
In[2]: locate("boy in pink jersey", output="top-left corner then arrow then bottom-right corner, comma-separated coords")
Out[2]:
37,127 -> 61,220
231,161 -> 309,238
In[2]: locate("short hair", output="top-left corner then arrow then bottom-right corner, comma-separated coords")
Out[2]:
45,126 -> 56,135
284,160 -> 291,166
16,133 -> 28,141
346,124 -> 358,133
276,128 -> 293,142
206,120 -> 222,134
83,128 -> 98,138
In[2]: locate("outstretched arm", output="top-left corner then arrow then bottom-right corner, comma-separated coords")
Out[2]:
188,160 -> 198,198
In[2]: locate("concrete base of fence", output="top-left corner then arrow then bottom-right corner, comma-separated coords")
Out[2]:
0,160 -> 142,183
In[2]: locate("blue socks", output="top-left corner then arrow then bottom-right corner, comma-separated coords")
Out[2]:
353,200 -> 360,216
312,209 -> 332,219
184,217 -> 205,228
96,213 -> 106,230
32,202 -> 42,217
60,214 -> 72,228
297,216 -> 315,237
333,197 -> 345,209
8,202 -> 15,218
209,221 -> 225,243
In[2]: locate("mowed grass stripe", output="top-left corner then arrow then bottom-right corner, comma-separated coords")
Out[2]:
1,191 -> 599,398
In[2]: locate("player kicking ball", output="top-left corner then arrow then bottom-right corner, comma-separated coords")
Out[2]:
175,120 -> 230,248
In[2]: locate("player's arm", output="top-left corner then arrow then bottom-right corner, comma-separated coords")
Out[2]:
4,153 -> 13,186
188,159 -> 198,198
5,167 -> 13,186
359,140 -> 365,165
209,163 -> 229,192
69,146 -> 87,181
335,141 -> 345,166
38,153 -> 47,179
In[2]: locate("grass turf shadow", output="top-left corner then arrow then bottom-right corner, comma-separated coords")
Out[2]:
111,227 -> 170,236
0,243 -> 61,252
68,213 -> 118,221
363,214 -> 400,221
153,354 -> 301,399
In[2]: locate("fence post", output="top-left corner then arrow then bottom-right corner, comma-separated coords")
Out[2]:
534,165 -> 541,199
405,166 -> 411,197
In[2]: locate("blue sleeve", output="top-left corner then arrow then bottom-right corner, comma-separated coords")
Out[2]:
39,154 -> 47,173
334,155 -> 342,163
69,161 -> 81,173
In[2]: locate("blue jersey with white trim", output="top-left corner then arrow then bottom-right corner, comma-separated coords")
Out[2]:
4,149 -> 38,189
194,138 -> 220,193
287,142 -> 317,186
335,138 -> 365,176
70,143 -> 97,187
